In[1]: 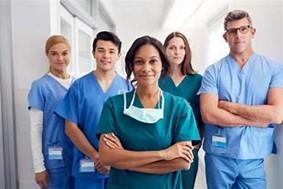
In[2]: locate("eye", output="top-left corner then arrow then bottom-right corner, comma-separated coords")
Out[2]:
134,59 -> 143,65
97,48 -> 105,53
239,26 -> 248,33
180,46 -> 186,50
149,59 -> 159,64
50,51 -> 58,56
62,51 -> 69,56
109,50 -> 116,54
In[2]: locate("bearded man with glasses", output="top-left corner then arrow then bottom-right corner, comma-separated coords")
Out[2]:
198,10 -> 283,189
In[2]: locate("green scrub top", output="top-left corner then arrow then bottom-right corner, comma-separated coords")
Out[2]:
159,74 -> 203,144
96,90 -> 200,189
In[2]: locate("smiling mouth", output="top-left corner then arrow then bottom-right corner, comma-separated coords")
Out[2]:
140,75 -> 154,78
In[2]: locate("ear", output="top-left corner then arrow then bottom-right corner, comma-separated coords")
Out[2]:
251,28 -> 256,38
223,33 -> 228,42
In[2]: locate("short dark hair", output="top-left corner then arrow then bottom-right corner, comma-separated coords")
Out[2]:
125,36 -> 170,80
92,31 -> 122,53
164,32 -> 195,75
224,10 -> 252,30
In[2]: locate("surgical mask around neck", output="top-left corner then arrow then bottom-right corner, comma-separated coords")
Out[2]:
123,90 -> 164,124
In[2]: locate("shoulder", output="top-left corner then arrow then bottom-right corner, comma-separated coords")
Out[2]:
256,54 -> 281,66
105,91 -> 134,111
116,74 -> 127,81
253,54 -> 283,73
203,56 -> 229,78
69,72 -> 92,88
30,74 -> 50,89
116,74 -> 131,85
187,73 -> 202,82
164,91 -> 190,107
158,75 -> 170,86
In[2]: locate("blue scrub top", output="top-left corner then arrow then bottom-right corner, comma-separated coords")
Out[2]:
198,53 -> 283,159
28,74 -> 74,170
96,90 -> 200,189
55,71 -> 132,179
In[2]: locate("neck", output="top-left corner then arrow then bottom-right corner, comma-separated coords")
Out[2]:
136,84 -> 159,98
49,68 -> 69,79
94,68 -> 116,81
169,64 -> 182,76
169,64 -> 185,85
230,48 -> 254,68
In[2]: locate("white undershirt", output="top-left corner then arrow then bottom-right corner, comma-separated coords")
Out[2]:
29,73 -> 73,173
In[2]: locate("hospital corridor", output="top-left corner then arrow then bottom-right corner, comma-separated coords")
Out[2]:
0,0 -> 283,188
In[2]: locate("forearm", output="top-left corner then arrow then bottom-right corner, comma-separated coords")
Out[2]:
29,109 -> 46,173
128,158 -> 190,174
99,148 -> 164,169
202,107 -> 258,127
65,120 -> 98,159
225,103 -> 282,124
200,94 -> 265,127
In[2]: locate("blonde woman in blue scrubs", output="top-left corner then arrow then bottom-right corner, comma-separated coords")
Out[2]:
96,36 -> 200,189
159,32 -> 203,189
28,35 -> 74,188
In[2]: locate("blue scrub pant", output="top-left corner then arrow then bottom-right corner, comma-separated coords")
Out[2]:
47,167 -> 73,189
205,154 -> 266,189
181,148 -> 199,189
74,177 -> 107,189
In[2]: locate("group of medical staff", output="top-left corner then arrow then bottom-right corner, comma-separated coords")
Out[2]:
28,9 -> 283,189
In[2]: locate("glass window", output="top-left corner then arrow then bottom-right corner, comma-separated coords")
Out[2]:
78,30 -> 93,76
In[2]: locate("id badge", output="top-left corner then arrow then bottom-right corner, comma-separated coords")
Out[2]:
80,159 -> 95,173
212,135 -> 227,148
48,146 -> 63,160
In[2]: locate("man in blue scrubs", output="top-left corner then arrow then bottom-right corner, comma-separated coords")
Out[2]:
199,10 -> 283,189
55,31 -> 132,189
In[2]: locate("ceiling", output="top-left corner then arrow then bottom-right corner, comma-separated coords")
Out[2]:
102,0 -> 174,32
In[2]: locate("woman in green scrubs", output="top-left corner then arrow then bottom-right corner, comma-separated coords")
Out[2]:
96,36 -> 200,189
159,32 -> 203,189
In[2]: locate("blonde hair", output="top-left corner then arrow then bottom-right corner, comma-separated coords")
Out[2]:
45,35 -> 70,55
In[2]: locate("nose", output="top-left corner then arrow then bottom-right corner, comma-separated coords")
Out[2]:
235,29 -> 243,37
57,54 -> 63,61
142,62 -> 151,72
173,48 -> 179,55
103,51 -> 110,58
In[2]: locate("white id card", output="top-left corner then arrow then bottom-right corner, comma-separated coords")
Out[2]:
48,146 -> 63,160
80,159 -> 95,173
212,135 -> 227,148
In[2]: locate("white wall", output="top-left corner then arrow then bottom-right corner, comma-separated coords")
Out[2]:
10,0 -> 52,188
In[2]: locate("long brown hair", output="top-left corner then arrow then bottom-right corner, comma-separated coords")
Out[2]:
163,32 -> 195,75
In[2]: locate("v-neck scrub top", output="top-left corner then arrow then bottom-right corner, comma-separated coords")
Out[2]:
55,72 -> 132,179
28,74 -> 74,170
198,53 -> 283,159
159,74 -> 203,144
96,90 -> 200,189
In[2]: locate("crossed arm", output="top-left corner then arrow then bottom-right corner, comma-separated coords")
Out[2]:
200,88 -> 283,128
99,133 -> 193,174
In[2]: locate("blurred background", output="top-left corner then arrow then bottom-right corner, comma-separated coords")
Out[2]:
0,0 -> 282,188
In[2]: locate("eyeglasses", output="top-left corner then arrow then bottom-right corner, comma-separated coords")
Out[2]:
226,25 -> 252,36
